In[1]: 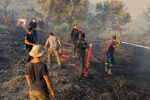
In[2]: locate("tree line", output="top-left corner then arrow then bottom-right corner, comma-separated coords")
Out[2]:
35,0 -> 131,34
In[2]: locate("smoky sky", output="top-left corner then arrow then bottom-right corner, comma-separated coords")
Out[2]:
89,0 -> 150,20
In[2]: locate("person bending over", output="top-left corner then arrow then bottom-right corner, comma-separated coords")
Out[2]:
45,32 -> 62,67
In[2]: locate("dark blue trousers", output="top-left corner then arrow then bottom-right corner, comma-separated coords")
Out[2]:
105,52 -> 114,69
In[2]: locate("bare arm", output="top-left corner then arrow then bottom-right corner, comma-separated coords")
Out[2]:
25,39 -> 35,46
113,40 -> 121,48
44,75 -> 55,99
26,75 -> 30,87
57,40 -> 62,47
45,41 -> 48,50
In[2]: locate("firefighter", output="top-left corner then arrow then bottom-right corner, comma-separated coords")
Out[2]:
104,35 -> 121,75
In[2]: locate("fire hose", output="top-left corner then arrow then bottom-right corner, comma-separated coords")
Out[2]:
51,31 -> 107,75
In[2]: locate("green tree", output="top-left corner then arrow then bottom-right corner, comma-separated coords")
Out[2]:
35,0 -> 89,33
96,0 -> 131,36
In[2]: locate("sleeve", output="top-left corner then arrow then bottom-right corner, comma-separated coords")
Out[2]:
112,41 -> 118,46
34,22 -> 37,28
42,64 -> 49,76
77,30 -> 80,40
29,22 -> 32,26
115,41 -> 119,45
70,29 -> 74,39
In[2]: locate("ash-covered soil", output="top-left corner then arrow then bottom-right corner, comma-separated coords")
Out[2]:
0,28 -> 150,100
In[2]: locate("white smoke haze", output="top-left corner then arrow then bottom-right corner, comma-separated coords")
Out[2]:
88,0 -> 150,47
89,0 -> 150,20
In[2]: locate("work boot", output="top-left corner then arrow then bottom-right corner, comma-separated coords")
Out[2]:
108,69 -> 112,75
105,67 -> 109,72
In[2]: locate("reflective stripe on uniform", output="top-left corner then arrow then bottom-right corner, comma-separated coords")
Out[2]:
109,64 -> 114,66
105,62 -> 109,65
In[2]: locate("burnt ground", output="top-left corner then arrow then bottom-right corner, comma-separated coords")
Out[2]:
0,28 -> 150,100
